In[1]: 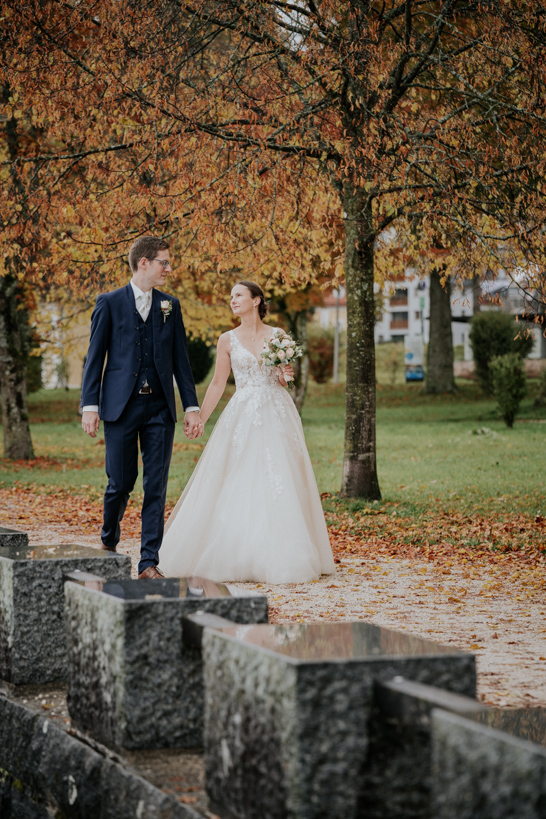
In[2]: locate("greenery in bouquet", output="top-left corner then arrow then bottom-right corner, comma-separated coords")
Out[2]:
260,329 -> 303,390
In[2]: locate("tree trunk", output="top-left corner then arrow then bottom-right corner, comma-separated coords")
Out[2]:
0,273 -> 35,459
341,185 -> 381,499
424,267 -> 456,394
284,309 -> 310,415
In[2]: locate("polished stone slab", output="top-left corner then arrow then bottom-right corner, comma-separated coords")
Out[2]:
432,707 -> 546,818
0,544 -> 131,685
65,575 -> 268,750
202,621 -> 476,819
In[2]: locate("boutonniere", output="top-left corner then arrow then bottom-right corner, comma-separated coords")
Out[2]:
160,300 -> 173,323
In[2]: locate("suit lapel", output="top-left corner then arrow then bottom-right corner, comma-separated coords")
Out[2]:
125,283 -> 135,314
151,287 -> 159,341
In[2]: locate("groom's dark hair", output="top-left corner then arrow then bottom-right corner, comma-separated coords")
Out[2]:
128,236 -> 170,273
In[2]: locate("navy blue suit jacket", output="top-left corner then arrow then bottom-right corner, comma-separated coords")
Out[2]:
81,284 -> 198,423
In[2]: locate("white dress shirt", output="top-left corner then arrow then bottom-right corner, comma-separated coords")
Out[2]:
82,280 -> 199,415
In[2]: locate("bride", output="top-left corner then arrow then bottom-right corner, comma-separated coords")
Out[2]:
159,281 -> 335,583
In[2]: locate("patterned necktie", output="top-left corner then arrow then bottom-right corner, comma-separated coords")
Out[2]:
139,292 -> 151,321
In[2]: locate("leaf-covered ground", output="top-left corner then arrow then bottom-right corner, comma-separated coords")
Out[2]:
2,484 -> 544,709
1,383 -> 545,707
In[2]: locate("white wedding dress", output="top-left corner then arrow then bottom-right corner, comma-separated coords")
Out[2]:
159,330 -> 335,583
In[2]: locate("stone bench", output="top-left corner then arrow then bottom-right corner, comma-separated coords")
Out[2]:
197,617 -> 476,819
0,542 -> 131,685
65,575 -> 268,750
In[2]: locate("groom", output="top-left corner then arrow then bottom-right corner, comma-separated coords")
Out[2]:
81,236 -> 202,578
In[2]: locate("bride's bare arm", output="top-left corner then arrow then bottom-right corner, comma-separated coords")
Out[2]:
199,333 -> 232,425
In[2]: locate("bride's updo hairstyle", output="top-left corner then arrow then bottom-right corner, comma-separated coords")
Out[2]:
236,281 -> 269,320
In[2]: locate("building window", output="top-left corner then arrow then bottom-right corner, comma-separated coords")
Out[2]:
390,311 -> 409,330
390,288 -> 408,307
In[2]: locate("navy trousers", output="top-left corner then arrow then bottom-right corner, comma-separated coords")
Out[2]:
102,392 -> 175,574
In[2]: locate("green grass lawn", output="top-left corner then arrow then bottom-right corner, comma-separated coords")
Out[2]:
1,376 -> 545,520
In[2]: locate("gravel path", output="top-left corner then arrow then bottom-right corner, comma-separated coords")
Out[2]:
2,502 -> 544,710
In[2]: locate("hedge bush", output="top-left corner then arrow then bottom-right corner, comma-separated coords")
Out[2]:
187,336 -> 214,384
308,330 -> 335,384
469,311 -> 534,394
490,352 -> 527,428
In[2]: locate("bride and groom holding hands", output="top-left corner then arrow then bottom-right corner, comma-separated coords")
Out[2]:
81,235 -> 335,583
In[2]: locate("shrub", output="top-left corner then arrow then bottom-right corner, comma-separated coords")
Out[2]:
534,367 -> 546,407
469,311 -> 534,394
187,336 -> 214,384
308,330 -> 335,383
490,352 -> 527,428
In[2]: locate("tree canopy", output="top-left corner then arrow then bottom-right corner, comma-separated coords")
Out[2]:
2,1 -> 546,492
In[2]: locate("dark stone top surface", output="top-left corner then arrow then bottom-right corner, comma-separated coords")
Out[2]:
80,576 -> 258,600
213,621 -> 465,661
469,707 -> 546,748
0,526 -> 27,536
0,543 -> 122,562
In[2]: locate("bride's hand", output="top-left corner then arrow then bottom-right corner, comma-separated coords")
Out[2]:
279,364 -> 294,386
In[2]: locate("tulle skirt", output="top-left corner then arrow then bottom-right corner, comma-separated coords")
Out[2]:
159,386 -> 335,583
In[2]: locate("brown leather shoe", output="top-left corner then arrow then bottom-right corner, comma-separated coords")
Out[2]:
101,545 -> 117,553
138,566 -> 165,580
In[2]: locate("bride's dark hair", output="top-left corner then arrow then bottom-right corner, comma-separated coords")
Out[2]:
236,281 -> 269,320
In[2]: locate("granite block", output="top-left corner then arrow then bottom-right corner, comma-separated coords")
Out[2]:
356,677 -> 486,819
432,709 -> 546,818
0,526 -> 28,548
202,621 -> 476,819
0,543 -> 131,684
65,577 -> 268,750
0,693 -> 203,818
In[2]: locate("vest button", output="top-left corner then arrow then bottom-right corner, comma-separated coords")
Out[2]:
133,372 -> 137,377
137,358 -> 141,362
136,342 -> 140,345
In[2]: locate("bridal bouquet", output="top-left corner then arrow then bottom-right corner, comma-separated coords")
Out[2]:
260,329 -> 303,390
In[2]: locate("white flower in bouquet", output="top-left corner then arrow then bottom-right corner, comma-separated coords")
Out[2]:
260,329 -> 303,390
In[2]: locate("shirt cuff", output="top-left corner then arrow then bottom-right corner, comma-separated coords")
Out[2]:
184,406 -> 200,414
82,405 -> 99,413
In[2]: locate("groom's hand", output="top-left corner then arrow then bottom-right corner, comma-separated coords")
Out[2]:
184,411 -> 203,440
82,410 -> 100,438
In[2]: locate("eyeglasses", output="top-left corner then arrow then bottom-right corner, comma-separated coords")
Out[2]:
148,258 -> 171,269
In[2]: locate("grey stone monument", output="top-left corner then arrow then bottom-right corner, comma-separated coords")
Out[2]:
202,620 -> 476,819
0,543 -> 131,685
358,676 -> 487,818
65,575 -> 268,750
0,526 -> 28,549
432,707 -> 546,818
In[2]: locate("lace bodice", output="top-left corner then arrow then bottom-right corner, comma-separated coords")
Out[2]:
229,330 -> 283,392
223,330 -> 290,439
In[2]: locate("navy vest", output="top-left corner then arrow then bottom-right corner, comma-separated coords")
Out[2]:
133,311 -> 165,399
